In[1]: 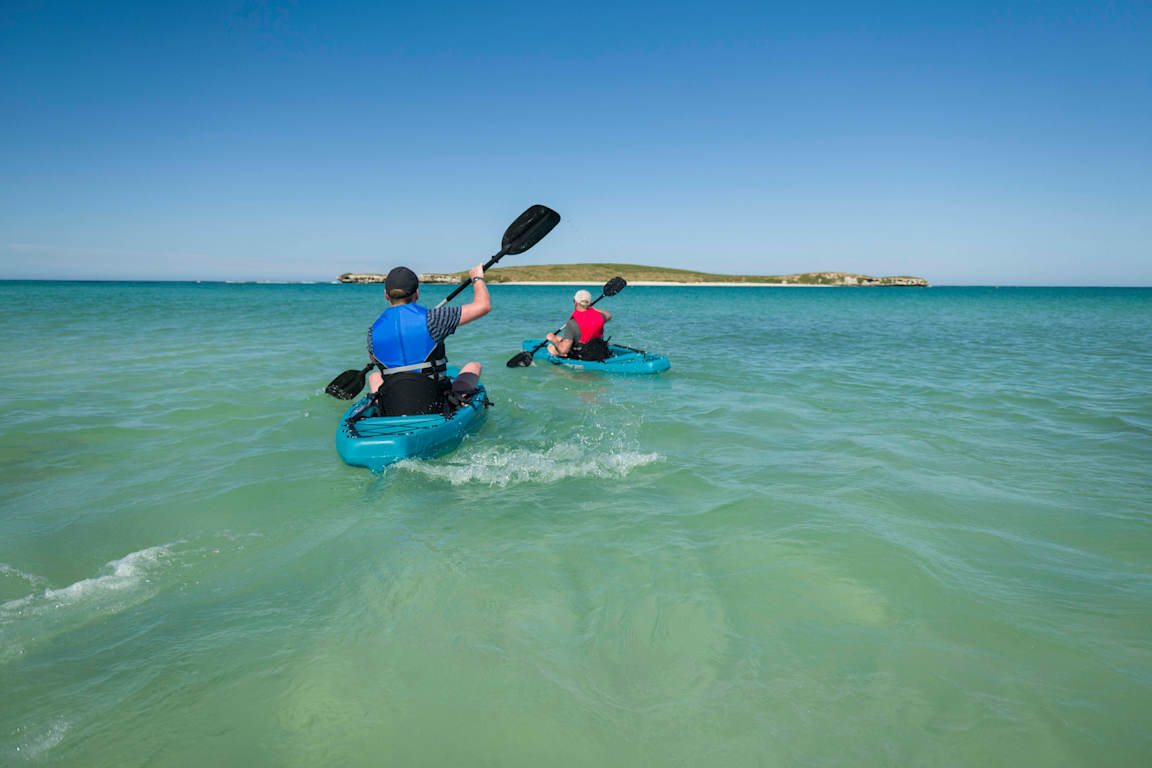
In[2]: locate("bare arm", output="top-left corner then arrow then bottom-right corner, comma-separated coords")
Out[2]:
459,265 -> 491,326
597,308 -> 612,322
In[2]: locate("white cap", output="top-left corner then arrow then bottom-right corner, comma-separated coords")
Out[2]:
573,289 -> 592,306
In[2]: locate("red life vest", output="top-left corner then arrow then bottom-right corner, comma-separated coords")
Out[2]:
570,308 -> 605,343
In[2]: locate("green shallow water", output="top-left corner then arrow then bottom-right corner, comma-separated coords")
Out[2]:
1,282 -> 1150,766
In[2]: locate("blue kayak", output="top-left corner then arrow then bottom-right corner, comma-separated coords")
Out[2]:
521,340 -> 671,374
335,370 -> 490,470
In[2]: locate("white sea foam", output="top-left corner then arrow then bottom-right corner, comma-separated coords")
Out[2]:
1,545 -> 173,616
47,545 -> 171,603
396,443 -> 661,487
0,564 -> 48,590
9,719 -> 70,760
0,545 -> 176,664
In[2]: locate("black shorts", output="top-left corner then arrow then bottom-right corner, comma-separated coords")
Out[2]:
451,372 -> 480,394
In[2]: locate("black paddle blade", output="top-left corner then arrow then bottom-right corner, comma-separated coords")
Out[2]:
325,367 -> 367,399
501,205 -> 561,255
506,350 -> 535,368
603,276 -> 627,296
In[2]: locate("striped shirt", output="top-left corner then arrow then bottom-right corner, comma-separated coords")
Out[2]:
426,305 -> 463,342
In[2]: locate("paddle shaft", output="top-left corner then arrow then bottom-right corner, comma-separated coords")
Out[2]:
434,250 -> 506,308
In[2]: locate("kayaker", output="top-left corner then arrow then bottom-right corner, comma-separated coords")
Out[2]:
545,288 -> 612,359
366,265 -> 490,415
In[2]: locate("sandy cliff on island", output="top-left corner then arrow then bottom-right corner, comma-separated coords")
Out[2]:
338,272 -> 466,284
337,273 -> 386,283
339,265 -> 929,287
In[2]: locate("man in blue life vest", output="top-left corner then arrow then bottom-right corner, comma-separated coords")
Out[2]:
366,265 -> 490,415
545,289 -> 612,359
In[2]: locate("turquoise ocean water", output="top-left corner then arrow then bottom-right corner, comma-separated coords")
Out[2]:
1,281 -> 1150,766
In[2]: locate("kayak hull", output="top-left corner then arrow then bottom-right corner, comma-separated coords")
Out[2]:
335,370 -> 490,470
521,340 -> 670,374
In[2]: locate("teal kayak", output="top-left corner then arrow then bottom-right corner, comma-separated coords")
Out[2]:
335,369 -> 490,470
520,340 -> 671,374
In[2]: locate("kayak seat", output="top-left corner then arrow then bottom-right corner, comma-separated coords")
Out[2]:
570,337 -> 610,361
373,372 -> 450,416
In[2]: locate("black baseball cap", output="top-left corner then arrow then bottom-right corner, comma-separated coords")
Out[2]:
385,266 -> 419,298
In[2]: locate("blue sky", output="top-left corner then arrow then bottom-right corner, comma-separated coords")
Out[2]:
1,0 -> 1149,284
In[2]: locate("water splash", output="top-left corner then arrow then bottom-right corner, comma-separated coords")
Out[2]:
396,442 -> 661,487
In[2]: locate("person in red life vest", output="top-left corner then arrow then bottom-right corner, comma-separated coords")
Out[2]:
545,289 -> 612,358
366,265 -> 490,415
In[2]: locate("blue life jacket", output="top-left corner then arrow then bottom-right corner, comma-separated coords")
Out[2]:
369,303 -> 446,373
368,303 -> 449,416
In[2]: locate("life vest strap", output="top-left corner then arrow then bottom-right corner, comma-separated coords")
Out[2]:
377,357 -> 447,375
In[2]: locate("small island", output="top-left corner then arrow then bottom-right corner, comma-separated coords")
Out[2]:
339,264 -> 929,287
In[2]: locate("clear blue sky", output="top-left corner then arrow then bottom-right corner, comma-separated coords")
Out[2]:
2,0 -> 1149,284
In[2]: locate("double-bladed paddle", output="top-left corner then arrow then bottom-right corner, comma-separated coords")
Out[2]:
505,276 -> 627,367
434,204 -> 561,308
325,204 -> 562,399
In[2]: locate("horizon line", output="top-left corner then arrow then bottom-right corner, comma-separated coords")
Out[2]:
2,278 -> 1151,288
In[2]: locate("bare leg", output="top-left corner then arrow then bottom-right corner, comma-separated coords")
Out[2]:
450,361 -> 483,403
545,332 -> 572,357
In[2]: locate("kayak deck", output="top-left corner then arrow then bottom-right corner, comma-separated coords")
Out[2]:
335,376 -> 490,470
521,340 -> 670,374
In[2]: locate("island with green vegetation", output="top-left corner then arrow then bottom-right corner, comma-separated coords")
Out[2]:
339,264 -> 929,286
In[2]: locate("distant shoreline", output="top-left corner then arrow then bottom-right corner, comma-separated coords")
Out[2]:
490,281 -> 844,287
2,280 -> 1150,287
338,264 -> 932,287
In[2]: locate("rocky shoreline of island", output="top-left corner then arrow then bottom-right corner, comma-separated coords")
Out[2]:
338,264 -> 929,287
